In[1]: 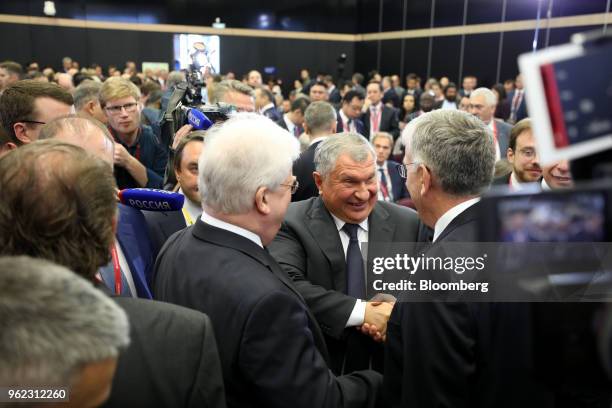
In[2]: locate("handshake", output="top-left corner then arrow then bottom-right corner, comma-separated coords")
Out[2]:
359,293 -> 396,342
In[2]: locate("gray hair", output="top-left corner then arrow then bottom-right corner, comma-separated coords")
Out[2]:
470,87 -> 497,107
199,112 -> 300,214
315,132 -> 375,178
73,80 -> 102,111
407,109 -> 495,196
166,70 -> 186,89
210,79 -> 254,104
372,132 -> 394,146
304,101 -> 336,136
0,256 -> 129,387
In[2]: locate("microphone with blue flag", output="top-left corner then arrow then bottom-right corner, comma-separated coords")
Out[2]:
118,188 -> 184,212
183,106 -> 214,130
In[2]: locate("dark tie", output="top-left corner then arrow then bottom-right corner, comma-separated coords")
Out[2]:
378,167 -> 390,201
342,223 -> 365,299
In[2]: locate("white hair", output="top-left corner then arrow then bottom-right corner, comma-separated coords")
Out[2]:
470,87 -> 497,107
199,113 -> 300,214
0,256 -> 130,387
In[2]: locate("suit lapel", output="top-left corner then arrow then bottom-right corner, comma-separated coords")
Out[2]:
367,204 -> 396,268
304,198 -> 347,292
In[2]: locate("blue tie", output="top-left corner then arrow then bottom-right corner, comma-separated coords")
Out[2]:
342,223 -> 365,299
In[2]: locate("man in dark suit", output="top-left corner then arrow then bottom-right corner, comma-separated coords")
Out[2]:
492,118 -> 542,189
470,87 -> 512,162
325,74 -> 341,106
154,113 -> 382,408
292,101 -> 337,202
385,109 -> 553,407
268,132 -> 423,375
276,96 -> 310,138
337,90 -> 366,136
362,81 -> 400,140
39,115 -> 156,299
508,73 -> 528,124
371,132 -> 409,202
0,140 -> 226,408
144,133 -> 204,258
254,87 -> 281,122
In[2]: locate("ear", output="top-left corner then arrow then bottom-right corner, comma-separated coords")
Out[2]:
254,186 -> 270,215
85,100 -> 97,115
506,148 -> 515,164
12,123 -> 31,145
313,171 -> 323,194
420,165 -> 432,196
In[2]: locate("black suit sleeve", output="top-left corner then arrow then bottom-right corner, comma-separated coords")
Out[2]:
384,302 -> 475,408
269,224 -> 357,339
387,109 -> 400,140
240,290 -> 382,408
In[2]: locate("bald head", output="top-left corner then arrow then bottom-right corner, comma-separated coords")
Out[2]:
38,115 -> 114,166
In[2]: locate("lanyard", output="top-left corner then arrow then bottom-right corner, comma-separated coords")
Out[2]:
182,207 -> 195,226
110,244 -> 122,295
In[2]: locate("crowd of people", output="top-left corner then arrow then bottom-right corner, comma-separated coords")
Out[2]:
0,54 -> 603,408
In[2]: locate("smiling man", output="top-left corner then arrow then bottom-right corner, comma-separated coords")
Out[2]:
100,77 -> 167,189
493,118 -> 542,189
268,132 -> 422,375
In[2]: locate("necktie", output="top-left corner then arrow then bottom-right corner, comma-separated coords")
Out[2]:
510,90 -> 523,122
346,118 -> 352,132
371,106 -> 380,133
378,167 -> 390,201
293,125 -> 301,137
342,223 -> 365,299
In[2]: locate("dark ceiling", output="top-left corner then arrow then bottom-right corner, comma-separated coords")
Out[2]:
0,0 -> 609,35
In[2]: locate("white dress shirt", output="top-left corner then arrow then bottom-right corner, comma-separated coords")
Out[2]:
179,188 -> 202,226
338,109 -> 355,133
433,198 -> 480,242
488,120 -> 501,161
330,213 -> 369,327
376,162 -> 394,202
283,113 -> 297,135
200,211 -> 263,248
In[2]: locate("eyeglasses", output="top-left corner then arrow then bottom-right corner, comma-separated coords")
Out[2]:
104,102 -> 138,115
280,179 -> 300,194
22,120 -> 46,126
518,148 -> 536,159
397,162 -> 420,179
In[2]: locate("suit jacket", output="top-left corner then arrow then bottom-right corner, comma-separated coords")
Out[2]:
329,87 -> 341,105
385,160 -> 409,202
103,297 -> 226,408
153,219 -> 382,408
494,119 -> 512,158
336,111 -> 366,136
143,209 -> 186,260
384,202 -> 554,407
99,204 -> 155,298
267,197 -> 423,373
262,106 -> 281,122
507,90 -> 528,122
362,105 -> 400,140
292,140 -> 322,202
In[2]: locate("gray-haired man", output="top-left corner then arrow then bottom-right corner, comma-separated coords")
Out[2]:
0,256 -> 129,408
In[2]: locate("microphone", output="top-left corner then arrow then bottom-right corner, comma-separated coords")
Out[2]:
118,189 -> 184,212
182,107 -> 214,130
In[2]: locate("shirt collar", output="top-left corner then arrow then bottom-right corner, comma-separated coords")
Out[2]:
283,113 -> 295,132
541,178 -> 552,190
261,102 -> 275,113
178,188 -> 202,220
330,212 -> 369,233
200,210 -> 263,248
309,135 -> 327,147
433,197 -> 480,242
338,109 -> 350,124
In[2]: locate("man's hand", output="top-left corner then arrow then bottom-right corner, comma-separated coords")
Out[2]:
172,124 -> 193,150
114,143 -> 133,168
361,301 -> 394,342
